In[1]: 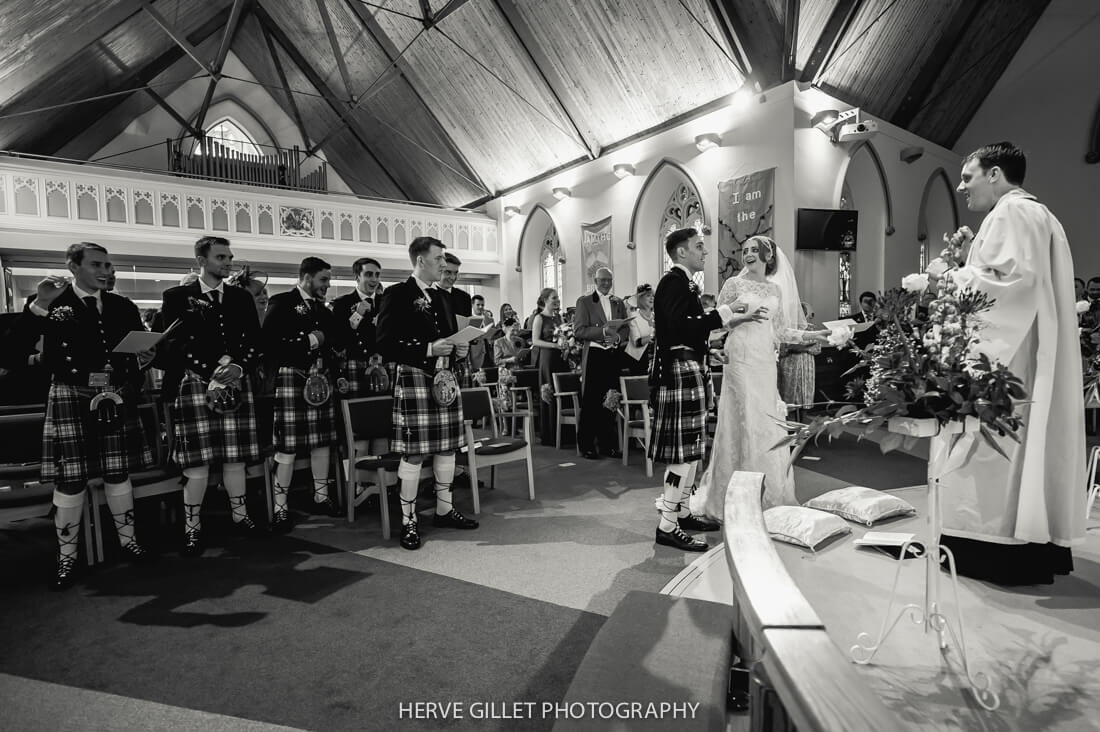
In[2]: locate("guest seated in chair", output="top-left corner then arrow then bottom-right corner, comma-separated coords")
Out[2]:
493,317 -> 523,367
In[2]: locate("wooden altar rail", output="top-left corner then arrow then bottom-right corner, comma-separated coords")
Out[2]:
168,139 -> 327,192
722,472 -> 897,732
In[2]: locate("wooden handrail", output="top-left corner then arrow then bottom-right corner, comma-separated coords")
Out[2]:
722,471 -> 897,731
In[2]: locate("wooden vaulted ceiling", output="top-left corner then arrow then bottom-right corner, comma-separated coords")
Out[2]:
0,0 -> 1050,209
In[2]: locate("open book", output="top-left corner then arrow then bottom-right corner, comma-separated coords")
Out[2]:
854,531 -> 923,559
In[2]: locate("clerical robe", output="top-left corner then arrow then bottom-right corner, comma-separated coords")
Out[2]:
942,188 -> 1085,549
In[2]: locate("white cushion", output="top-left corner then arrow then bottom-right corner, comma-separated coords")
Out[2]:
803,486 -> 917,527
763,506 -> 850,551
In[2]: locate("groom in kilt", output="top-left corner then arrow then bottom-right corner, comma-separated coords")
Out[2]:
19,242 -> 156,589
649,228 -> 734,551
376,236 -> 478,550
262,257 -> 341,531
158,236 -> 264,556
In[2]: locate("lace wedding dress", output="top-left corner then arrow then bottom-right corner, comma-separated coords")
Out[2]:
691,276 -> 801,520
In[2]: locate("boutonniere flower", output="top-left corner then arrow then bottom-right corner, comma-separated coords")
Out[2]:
294,302 -> 310,316
187,296 -> 212,311
49,305 -> 76,322
689,282 -> 701,297
414,296 -> 432,313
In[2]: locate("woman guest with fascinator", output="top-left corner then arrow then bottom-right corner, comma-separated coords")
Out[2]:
625,284 -> 655,376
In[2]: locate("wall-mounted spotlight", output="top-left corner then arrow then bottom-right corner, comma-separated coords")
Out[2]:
811,109 -> 840,135
552,187 -> 572,200
694,133 -> 722,152
613,163 -> 635,179
503,205 -> 522,218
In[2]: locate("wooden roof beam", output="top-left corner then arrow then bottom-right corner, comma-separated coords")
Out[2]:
430,0 -> 474,26
707,0 -> 785,89
193,0 -> 250,138
781,0 -> 799,83
140,1 -> 218,77
890,0 -> 989,128
492,0 -> 598,159
252,1 -> 411,199
314,0 -> 355,101
799,0 -> 865,84
339,0 -> 491,194
259,17 -> 313,151
42,6 -> 235,156
96,41 -> 204,139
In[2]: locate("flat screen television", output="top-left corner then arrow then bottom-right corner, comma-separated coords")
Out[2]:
796,208 -> 858,251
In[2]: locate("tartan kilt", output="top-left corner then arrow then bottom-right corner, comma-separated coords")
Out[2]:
40,381 -> 155,489
341,357 -> 395,398
171,370 -> 262,469
392,364 -> 465,457
649,359 -> 712,464
273,366 -> 338,454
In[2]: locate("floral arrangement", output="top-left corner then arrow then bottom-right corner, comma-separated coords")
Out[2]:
1077,301 -> 1100,406
776,231 -> 1027,458
603,389 -> 622,412
497,367 -> 516,388
553,322 -> 583,368
49,305 -> 76,322
541,383 -> 554,404
188,296 -> 212,312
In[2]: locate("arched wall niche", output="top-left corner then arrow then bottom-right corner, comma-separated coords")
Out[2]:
840,142 -> 888,305
629,158 -> 709,290
917,167 -> 960,244
833,140 -> 894,237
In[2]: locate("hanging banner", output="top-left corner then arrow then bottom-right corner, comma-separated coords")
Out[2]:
717,168 -> 775,284
581,216 -> 612,282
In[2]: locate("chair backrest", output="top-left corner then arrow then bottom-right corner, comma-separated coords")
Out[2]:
479,366 -> 499,386
0,403 -> 46,416
0,412 -> 45,465
135,402 -> 167,466
619,375 -> 650,402
711,372 -> 723,393
513,368 -> 539,390
342,396 -> 394,443
461,387 -> 494,423
553,371 -> 581,394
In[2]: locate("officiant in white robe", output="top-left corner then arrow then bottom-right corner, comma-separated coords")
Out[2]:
939,142 -> 1084,585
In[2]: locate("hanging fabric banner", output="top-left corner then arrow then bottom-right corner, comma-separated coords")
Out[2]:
717,168 -> 775,284
581,216 -> 612,282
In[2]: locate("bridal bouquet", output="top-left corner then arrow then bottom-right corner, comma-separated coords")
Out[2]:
553,322 -> 583,369
776,230 -> 1026,457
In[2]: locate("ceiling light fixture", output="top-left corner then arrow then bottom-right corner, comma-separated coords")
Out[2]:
552,187 -> 572,200
694,133 -> 721,152
503,205 -> 521,218
612,163 -> 635,179
811,109 -> 840,135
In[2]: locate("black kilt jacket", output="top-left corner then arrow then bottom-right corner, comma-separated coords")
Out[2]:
15,286 -> 145,389
649,268 -> 723,388
157,282 -> 262,379
262,290 -> 340,371
376,277 -> 458,373
331,289 -> 380,361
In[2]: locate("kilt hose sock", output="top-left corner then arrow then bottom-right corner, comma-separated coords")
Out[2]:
222,463 -> 249,523
273,447 -> 333,509
273,454 -> 294,513
397,459 -> 421,526
104,481 -> 137,548
433,454 -> 456,516
182,467 -> 209,534
679,461 -> 699,519
52,489 -> 86,565
658,463 -> 690,532
310,446 -> 332,504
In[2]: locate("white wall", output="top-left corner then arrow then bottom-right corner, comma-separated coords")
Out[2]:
954,0 -> 1100,278
88,52 -> 352,195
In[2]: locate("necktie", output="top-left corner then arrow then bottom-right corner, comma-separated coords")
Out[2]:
83,296 -> 99,315
209,290 -> 221,305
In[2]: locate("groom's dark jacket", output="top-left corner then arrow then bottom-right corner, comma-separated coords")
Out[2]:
649,267 -> 724,388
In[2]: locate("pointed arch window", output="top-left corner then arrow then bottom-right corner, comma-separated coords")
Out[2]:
541,224 -> 563,298
660,183 -> 706,289
192,118 -> 262,157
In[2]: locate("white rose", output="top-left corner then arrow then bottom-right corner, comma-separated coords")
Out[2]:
901,273 -> 930,292
925,258 -> 949,277
1077,300 -> 1091,315
827,325 -> 854,347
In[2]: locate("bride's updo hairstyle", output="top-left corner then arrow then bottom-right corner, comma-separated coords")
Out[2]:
744,235 -> 779,276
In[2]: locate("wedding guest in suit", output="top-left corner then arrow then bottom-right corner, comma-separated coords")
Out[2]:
19,242 -> 156,588
263,257 -> 341,531
852,291 -> 879,349
158,236 -> 264,556
468,294 -> 494,370
376,237 -> 477,550
573,267 -> 629,459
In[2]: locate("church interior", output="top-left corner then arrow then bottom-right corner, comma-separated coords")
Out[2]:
2,0 -> 1100,730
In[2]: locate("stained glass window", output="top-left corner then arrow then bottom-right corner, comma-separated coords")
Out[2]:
659,183 -> 706,290
193,118 -> 262,157
541,224 -> 562,298
838,182 -> 854,317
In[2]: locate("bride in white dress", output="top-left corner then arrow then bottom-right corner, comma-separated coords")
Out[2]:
692,235 -> 825,519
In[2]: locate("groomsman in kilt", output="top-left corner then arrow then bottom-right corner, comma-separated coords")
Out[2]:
376,236 -> 478,550
22,242 -> 155,589
332,257 -> 384,399
158,236 -> 264,556
648,228 -> 734,551
263,257 -> 341,531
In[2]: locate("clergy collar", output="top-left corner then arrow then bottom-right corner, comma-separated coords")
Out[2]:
199,277 -> 225,295
72,282 -> 101,304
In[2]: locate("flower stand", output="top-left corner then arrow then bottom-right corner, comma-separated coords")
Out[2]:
849,416 -> 999,711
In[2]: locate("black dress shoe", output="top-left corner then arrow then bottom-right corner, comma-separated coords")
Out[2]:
51,554 -> 78,592
121,540 -> 158,564
656,526 -> 708,552
582,450 -> 601,460
270,509 -> 293,534
232,515 -> 264,537
603,448 -> 623,459
313,496 -> 340,517
679,514 -> 721,532
181,529 -> 205,557
400,521 -> 421,550
433,509 -> 479,530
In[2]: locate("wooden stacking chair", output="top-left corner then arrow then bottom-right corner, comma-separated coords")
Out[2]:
340,396 -> 402,538
617,375 -> 653,477
458,387 -> 535,514
552,371 -> 582,454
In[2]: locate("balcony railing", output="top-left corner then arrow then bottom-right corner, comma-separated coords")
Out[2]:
168,139 -> 327,193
